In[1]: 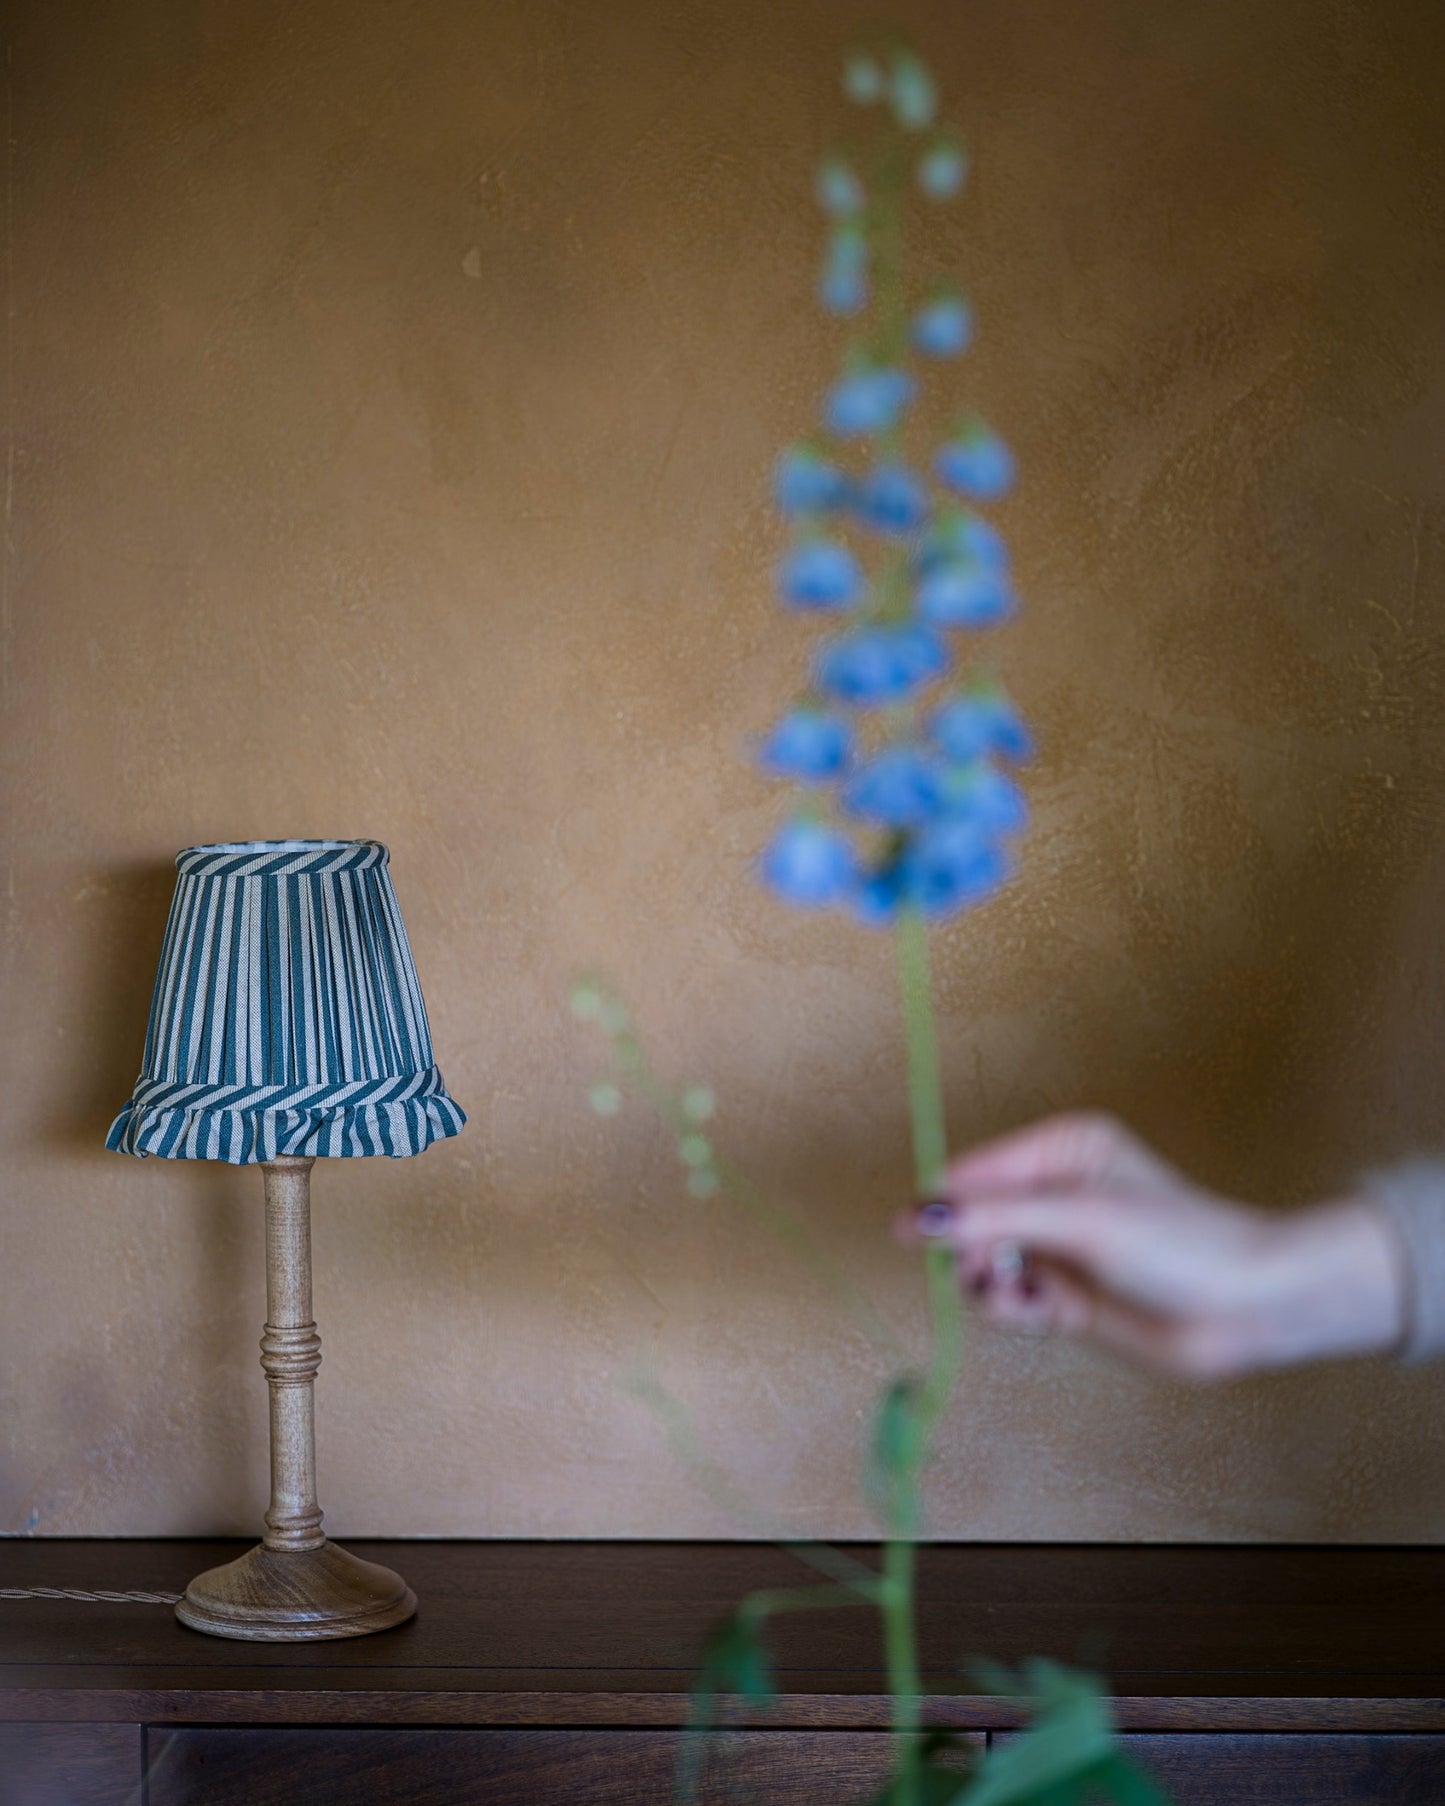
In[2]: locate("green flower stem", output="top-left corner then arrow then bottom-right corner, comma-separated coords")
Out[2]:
895,910 -> 946,1194
882,912 -> 964,1806
881,1532 -> 922,1801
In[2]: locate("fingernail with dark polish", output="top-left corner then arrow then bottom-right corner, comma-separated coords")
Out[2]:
1020,1273 -> 1041,1301
917,1198 -> 953,1235
966,1271 -> 991,1297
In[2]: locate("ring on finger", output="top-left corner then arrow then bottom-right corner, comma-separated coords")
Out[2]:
990,1240 -> 1028,1287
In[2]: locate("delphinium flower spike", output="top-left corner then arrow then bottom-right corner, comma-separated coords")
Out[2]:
755,54 -> 1030,930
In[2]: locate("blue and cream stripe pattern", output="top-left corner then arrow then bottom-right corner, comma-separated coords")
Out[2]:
107,841 -> 466,1164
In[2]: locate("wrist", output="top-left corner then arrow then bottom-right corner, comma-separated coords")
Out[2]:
1242,1199 -> 1407,1370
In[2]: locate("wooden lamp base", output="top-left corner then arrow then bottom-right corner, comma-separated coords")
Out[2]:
177,1157 -> 415,1643
177,1540 -> 416,1642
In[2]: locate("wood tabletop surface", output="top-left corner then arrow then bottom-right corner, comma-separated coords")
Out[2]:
3,1541 -> 1443,1732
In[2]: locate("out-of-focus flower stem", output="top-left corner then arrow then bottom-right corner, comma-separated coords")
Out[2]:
609,1016 -> 905,1362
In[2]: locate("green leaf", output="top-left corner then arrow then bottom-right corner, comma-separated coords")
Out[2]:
861,1751 -> 979,1806
952,1663 -> 1122,1806
699,1609 -> 775,1705
1078,1755 -> 1171,1806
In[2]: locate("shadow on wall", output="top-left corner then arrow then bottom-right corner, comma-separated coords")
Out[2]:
50,859 -> 176,1157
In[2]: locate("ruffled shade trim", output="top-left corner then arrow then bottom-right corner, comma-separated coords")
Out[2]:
106,1068 -> 466,1164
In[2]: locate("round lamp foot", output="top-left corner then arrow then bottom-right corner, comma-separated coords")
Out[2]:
176,1540 -> 416,1641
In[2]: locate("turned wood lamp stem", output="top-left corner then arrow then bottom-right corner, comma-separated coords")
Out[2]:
260,1158 -> 326,1554
173,1157 -> 417,1641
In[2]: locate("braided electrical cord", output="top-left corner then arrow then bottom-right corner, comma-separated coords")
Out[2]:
0,1586 -> 182,1604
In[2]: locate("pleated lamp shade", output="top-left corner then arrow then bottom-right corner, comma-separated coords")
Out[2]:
107,840 -> 466,1164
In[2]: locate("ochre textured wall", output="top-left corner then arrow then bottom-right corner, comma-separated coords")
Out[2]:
4,0 -> 1445,1540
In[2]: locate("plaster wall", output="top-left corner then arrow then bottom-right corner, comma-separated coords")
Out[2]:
3,0 -> 1445,1540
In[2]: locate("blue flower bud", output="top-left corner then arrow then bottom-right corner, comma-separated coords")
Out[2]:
912,294 -> 973,358
820,264 -> 867,314
819,225 -> 868,314
936,424 -> 1017,500
841,745 -> 943,827
901,820 -> 1010,918
938,759 -> 1028,834
777,540 -> 864,611
854,461 -> 931,537
844,54 -> 884,103
817,623 -> 949,707
817,159 -> 865,218
759,818 -> 860,908
774,446 -> 850,515
931,692 -> 1034,765
890,53 -> 936,130
825,367 -> 916,438
918,139 -> 968,199
915,561 -> 1014,629
759,709 -> 854,782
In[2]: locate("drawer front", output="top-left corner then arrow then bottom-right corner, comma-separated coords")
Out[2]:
137,1726 -> 1445,1806
0,1724 -> 142,1806
1119,1733 -> 1445,1805
145,1727 -> 981,1806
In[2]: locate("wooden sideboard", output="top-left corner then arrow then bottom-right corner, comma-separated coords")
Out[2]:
3,1541 -> 1443,1803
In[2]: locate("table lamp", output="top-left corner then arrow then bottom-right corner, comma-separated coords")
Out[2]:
106,839 -> 466,1640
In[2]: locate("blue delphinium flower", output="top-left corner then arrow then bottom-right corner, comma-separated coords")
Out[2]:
931,690 -> 1034,765
915,560 -> 1014,629
938,758 -> 1028,834
902,819 -> 1009,918
775,446 -> 850,514
896,623 -> 951,683
854,461 -> 931,536
760,817 -> 860,906
912,294 -> 972,358
841,745 -> 943,827
759,708 -> 854,782
917,509 -> 1010,576
849,819 -> 1009,926
936,421 -> 1017,500
820,225 -> 868,314
817,624 -> 949,707
826,367 -> 916,438
777,540 -> 863,610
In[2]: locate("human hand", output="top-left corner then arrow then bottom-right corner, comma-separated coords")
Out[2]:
895,1112 -> 1407,1378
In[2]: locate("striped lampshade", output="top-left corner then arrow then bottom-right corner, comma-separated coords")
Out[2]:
107,840 -> 466,1164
